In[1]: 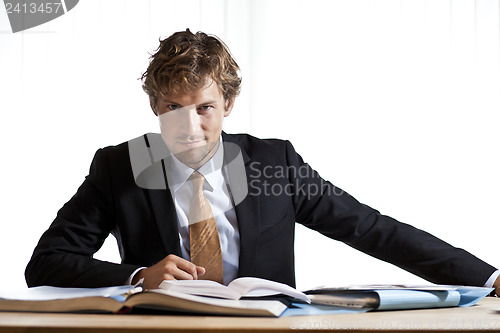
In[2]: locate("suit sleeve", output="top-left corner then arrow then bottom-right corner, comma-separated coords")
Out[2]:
284,140 -> 497,287
25,148 -> 140,287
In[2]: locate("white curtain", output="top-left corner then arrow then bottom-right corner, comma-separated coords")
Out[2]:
0,0 -> 498,289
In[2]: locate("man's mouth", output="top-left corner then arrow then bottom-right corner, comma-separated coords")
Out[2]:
176,139 -> 206,148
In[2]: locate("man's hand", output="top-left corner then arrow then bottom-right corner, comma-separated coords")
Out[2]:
131,254 -> 206,289
494,275 -> 500,296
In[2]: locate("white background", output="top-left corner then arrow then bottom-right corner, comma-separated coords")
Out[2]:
0,0 -> 499,291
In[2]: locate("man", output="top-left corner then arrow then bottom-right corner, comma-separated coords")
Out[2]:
25,29 -> 500,294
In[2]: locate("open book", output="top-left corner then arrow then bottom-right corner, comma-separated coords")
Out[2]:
0,284 -> 288,317
159,277 -> 310,302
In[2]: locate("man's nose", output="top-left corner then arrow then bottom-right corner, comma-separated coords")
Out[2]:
179,106 -> 202,134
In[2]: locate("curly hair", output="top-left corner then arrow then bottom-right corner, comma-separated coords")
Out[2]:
141,29 -> 242,104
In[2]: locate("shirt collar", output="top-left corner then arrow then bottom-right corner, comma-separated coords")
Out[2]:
167,137 -> 224,193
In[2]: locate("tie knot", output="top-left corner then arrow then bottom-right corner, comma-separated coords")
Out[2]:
189,171 -> 205,193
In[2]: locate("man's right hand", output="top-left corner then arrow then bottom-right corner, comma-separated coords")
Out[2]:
131,254 -> 206,289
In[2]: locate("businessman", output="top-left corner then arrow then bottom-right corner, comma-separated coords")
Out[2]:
25,29 -> 500,295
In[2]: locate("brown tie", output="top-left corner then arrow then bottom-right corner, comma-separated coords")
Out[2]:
188,171 -> 223,284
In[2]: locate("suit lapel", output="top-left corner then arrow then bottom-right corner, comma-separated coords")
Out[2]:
233,186 -> 260,277
129,133 -> 181,257
222,134 -> 261,277
147,160 -> 182,257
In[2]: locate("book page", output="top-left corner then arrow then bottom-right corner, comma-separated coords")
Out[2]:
228,277 -> 310,303
159,280 -> 241,299
0,285 -> 135,301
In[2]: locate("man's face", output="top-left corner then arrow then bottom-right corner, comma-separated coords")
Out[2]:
151,79 -> 234,169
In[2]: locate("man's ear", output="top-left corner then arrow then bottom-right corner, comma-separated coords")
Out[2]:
224,97 -> 235,117
150,98 -> 158,116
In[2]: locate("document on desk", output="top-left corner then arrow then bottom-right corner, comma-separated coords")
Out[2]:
301,284 -> 493,311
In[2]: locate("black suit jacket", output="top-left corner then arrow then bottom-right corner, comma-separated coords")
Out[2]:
25,132 -> 496,288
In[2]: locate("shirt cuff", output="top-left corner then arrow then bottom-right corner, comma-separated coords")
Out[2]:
484,270 -> 500,288
125,267 -> 146,285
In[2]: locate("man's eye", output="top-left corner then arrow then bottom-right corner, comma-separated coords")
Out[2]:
167,104 -> 179,111
198,105 -> 212,112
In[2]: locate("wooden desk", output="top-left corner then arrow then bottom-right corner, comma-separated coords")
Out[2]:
1,297 -> 500,333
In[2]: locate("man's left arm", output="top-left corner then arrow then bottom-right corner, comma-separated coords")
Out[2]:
281,140 -> 498,288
